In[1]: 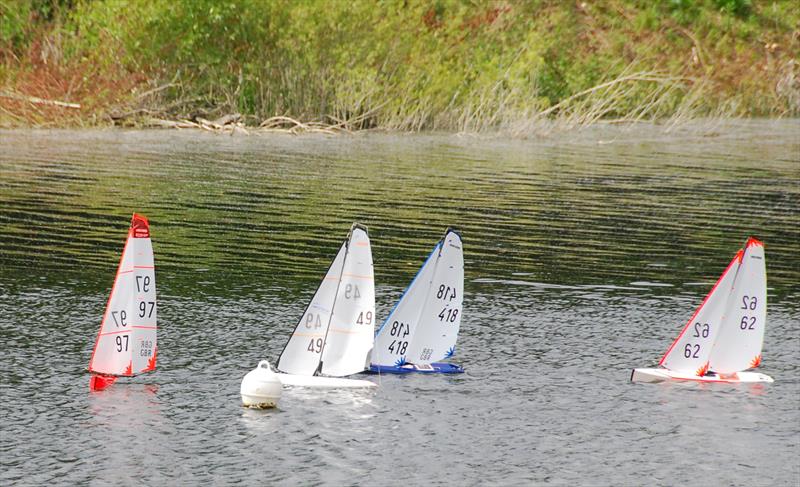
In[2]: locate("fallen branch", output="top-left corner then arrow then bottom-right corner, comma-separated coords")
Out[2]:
0,90 -> 81,109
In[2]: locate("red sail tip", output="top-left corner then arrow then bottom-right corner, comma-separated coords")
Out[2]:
89,374 -> 117,391
745,237 -> 764,248
696,362 -> 709,377
750,354 -> 762,368
131,213 -> 150,239
124,362 -> 133,376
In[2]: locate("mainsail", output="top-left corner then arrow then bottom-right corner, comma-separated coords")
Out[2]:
276,224 -> 375,377
373,228 -> 464,367
709,238 -> 767,374
659,252 -> 740,375
88,214 -> 157,388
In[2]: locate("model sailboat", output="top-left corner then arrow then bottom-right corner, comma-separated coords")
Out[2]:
631,237 -> 773,383
274,223 -> 376,388
370,228 -> 464,374
88,214 -> 158,391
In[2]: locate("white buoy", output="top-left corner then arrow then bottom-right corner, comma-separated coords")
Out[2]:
241,360 -> 282,408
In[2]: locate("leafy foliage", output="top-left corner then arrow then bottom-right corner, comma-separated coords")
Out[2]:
2,0 -> 798,128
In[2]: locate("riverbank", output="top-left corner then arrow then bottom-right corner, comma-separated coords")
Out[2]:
2,1 -> 798,132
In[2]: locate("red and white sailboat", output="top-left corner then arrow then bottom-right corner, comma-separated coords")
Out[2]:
631,237 -> 773,384
88,214 -> 158,391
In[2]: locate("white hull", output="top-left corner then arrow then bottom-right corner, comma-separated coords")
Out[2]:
277,372 -> 377,389
631,368 -> 773,384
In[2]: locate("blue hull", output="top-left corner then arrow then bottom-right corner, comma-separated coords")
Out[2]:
368,362 -> 464,374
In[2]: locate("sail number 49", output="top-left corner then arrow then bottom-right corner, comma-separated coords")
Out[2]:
307,338 -> 323,353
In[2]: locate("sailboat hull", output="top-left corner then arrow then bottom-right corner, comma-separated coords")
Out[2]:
368,362 -> 464,374
89,374 -> 118,391
277,373 -> 377,389
631,368 -> 774,384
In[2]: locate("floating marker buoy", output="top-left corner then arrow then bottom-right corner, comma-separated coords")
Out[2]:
241,360 -> 282,408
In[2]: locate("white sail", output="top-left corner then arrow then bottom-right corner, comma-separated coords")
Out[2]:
709,238 -> 767,374
276,242 -> 346,376
372,242 -> 440,367
404,229 -> 464,365
659,252 -> 740,375
89,214 -> 157,376
320,225 -> 375,376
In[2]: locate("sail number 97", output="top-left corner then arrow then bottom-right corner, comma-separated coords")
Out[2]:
116,335 -> 129,352
111,310 -> 127,327
138,301 -> 155,318
136,275 -> 151,293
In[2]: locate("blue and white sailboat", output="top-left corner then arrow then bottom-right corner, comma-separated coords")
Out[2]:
370,228 -> 465,374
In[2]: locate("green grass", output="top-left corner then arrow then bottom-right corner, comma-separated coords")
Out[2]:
1,0 -> 798,130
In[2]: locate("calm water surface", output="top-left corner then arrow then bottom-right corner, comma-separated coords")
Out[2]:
1,121 -> 799,485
